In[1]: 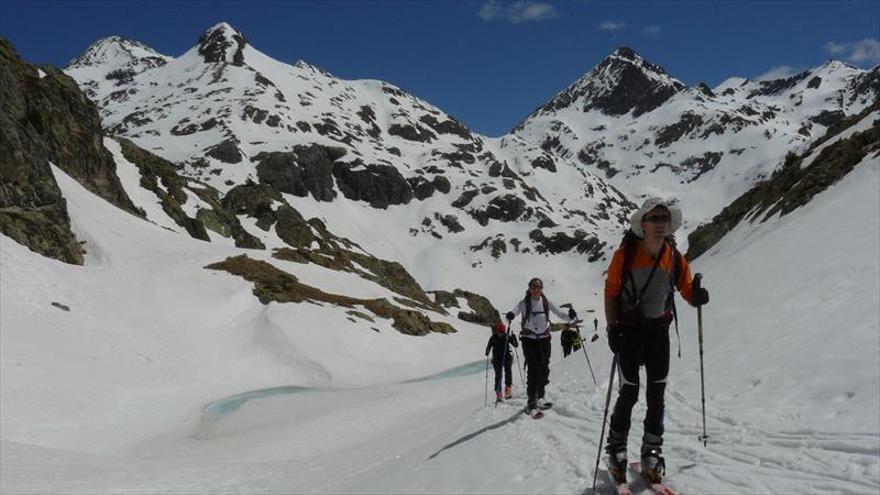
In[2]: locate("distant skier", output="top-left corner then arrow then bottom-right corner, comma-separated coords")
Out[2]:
603,197 -> 710,483
506,277 -> 576,413
485,321 -> 518,401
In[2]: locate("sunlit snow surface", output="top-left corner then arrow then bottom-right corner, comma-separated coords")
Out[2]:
2,137 -> 878,493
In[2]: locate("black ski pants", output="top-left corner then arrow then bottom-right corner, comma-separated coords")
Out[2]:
609,319 -> 670,440
492,354 -> 513,392
521,336 -> 551,403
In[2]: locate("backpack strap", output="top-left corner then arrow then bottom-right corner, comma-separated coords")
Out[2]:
668,244 -> 683,358
542,294 -> 550,324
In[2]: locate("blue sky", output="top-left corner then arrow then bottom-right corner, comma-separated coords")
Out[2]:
1,0 -> 878,136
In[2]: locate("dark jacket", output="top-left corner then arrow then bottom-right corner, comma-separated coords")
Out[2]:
485,332 -> 519,362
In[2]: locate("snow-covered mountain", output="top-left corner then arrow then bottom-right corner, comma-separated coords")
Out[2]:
64,23 -> 631,270
510,47 -> 879,230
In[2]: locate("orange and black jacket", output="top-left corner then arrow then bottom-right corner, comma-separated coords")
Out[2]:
605,239 -> 697,321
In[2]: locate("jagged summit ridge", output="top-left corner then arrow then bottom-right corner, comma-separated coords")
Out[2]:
532,46 -> 685,119
197,21 -> 248,66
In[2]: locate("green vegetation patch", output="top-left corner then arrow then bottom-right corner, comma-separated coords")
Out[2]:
207,254 -> 455,335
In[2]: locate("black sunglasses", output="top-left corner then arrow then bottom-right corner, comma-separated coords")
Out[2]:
643,215 -> 670,224
529,284 -> 543,289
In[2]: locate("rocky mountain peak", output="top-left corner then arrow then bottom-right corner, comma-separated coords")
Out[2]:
533,46 -> 684,119
197,21 -> 248,66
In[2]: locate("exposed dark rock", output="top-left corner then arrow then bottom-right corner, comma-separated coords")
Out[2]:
809,110 -> 845,128
485,194 -> 526,223
275,205 -> 315,248
696,82 -> 715,98
451,189 -> 479,208
407,176 -> 435,200
221,182 -> 279,216
531,155 -> 557,172
436,150 -> 476,166
490,238 -> 507,258
332,161 -> 412,208
848,67 -> 879,106
529,229 -> 605,259
432,175 -> 451,194
807,76 -> 822,89
654,113 -> 704,147
205,138 -> 242,164
170,119 -> 198,136
51,301 -> 71,311
418,114 -> 472,140
198,23 -> 247,66
255,144 -> 343,201
357,105 -> 382,139
431,289 -> 500,325
388,123 -> 436,143
679,151 -> 723,181
434,212 -> 464,233
748,71 -> 809,98
190,185 -> 264,249
243,105 -> 269,124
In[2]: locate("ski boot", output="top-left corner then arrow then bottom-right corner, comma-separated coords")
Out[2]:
641,433 -> 666,484
504,385 -> 513,400
495,391 -> 503,403
604,429 -> 628,484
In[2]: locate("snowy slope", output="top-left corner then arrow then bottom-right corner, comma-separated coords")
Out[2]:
2,152 -> 877,494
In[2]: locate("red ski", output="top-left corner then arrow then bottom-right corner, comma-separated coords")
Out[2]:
602,456 -> 632,495
628,462 -> 676,495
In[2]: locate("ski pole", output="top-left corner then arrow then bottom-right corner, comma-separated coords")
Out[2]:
484,355 -> 490,407
592,354 -> 618,494
574,319 -> 597,386
508,316 -> 525,389
513,345 -> 526,389
694,273 -> 709,446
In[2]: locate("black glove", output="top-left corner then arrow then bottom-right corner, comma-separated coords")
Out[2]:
606,324 -> 625,354
505,311 -> 515,321
692,287 -> 710,306
568,308 -> 578,320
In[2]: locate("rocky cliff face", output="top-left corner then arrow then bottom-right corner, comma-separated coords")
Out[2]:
0,38 -> 140,264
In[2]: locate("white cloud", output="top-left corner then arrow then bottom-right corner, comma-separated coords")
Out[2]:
643,25 -> 661,36
477,1 -> 558,24
824,38 -> 880,65
477,0 -> 504,21
755,65 -> 799,82
598,20 -> 625,31
823,41 -> 848,55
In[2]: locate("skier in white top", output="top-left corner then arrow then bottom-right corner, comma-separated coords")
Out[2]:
506,277 -> 576,412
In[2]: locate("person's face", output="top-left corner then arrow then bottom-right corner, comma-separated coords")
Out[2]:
641,206 -> 670,240
529,280 -> 543,296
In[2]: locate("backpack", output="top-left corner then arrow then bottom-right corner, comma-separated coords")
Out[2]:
619,230 -> 683,357
522,293 -> 550,331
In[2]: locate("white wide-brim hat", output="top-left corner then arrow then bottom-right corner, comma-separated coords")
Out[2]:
629,197 -> 682,237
